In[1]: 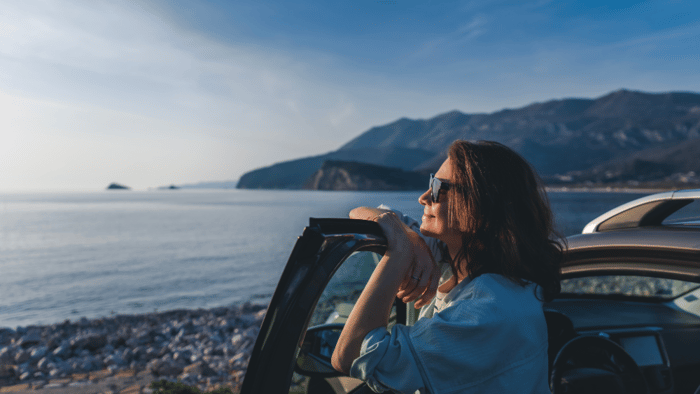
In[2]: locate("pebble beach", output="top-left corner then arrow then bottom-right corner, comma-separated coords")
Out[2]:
0,303 -> 267,393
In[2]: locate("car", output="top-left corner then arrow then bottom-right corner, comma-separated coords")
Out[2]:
240,190 -> 700,394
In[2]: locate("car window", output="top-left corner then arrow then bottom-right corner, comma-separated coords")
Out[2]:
663,199 -> 700,225
308,251 -> 383,326
561,275 -> 700,299
292,250 -> 392,394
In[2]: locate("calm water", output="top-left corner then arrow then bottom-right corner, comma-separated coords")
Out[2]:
0,189 -> 649,328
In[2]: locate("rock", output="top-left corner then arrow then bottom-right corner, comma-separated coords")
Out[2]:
146,358 -> 183,376
178,373 -> 197,385
53,344 -> 72,358
30,346 -> 48,360
182,361 -> 216,377
16,363 -> 32,377
0,347 -> 14,364
14,349 -> 30,364
104,353 -> 125,367
71,333 -> 107,351
228,352 -> 249,369
230,334 -> 243,347
0,328 -> 16,346
122,348 -> 134,363
16,331 -> 41,348
172,350 -> 192,363
0,364 -> 15,379
37,357 -> 52,371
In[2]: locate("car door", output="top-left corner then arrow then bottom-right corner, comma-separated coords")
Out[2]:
240,218 -> 398,394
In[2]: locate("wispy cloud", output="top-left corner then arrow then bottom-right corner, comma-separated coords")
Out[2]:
409,15 -> 487,60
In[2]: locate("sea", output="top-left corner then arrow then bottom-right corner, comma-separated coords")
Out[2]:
0,189 -> 651,329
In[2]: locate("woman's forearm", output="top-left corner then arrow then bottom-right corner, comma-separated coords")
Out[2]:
331,250 -> 409,374
331,209 -> 438,374
332,207 -> 409,374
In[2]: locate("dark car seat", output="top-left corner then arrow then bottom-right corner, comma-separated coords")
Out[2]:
544,310 -> 577,374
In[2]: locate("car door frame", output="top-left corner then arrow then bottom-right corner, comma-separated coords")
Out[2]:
240,218 -> 388,394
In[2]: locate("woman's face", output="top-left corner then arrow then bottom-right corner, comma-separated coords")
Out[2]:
418,158 -> 462,249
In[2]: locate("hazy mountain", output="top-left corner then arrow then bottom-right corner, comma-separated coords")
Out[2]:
237,89 -> 700,189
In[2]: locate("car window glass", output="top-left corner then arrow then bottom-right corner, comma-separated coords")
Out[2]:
308,251 -> 383,326
561,275 -> 700,299
663,199 -> 700,225
292,250 -> 393,394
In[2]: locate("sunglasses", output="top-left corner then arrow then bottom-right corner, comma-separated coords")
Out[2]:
429,174 -> 451,203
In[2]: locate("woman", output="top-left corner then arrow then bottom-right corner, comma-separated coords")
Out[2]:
331,140 -> 563,394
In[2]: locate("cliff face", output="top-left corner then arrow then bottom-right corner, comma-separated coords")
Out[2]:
303,161 -> 427,191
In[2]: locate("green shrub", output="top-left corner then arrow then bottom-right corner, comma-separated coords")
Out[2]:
150,379 -> 235,394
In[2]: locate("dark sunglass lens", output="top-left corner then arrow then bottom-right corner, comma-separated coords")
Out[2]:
430,175 -> 439,202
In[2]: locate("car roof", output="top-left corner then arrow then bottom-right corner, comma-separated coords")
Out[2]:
564,189 -> 700,279
581,189 -> 700,234
571,188 -> 700,251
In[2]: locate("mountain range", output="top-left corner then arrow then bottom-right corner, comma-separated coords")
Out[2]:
237,89 -> 700,189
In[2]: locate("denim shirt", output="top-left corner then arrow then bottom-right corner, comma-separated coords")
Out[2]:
349,274 -> 550,394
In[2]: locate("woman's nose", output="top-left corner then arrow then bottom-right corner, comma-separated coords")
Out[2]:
418,189 -> 431,206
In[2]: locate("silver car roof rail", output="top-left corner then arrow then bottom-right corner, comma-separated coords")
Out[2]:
582,189 -> 700,234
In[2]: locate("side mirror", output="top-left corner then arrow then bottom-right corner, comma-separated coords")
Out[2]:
295,323 -> 344,377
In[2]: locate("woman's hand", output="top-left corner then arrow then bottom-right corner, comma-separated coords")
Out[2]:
368,210 -> 439,309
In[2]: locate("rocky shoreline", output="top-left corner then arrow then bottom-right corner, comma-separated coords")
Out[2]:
0,303 -> 267,393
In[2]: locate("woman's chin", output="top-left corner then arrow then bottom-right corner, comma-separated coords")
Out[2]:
419,225 -> 437,238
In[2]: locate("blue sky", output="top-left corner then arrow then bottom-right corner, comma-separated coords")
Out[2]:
1,0 -> 699,190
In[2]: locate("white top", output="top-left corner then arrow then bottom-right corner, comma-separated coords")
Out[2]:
349,208 -> 550,393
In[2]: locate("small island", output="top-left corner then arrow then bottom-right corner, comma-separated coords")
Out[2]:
106,183 -> 130,190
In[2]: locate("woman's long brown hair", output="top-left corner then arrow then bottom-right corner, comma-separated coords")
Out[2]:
446,140 -> 564,302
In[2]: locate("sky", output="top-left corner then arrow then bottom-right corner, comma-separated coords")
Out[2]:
1,0 -> 699,191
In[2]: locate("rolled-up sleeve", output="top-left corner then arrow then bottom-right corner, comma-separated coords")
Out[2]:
350,326 -> 427,393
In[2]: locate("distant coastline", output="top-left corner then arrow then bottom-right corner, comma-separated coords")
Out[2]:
544,186 -> 670,194
544,181 -> 699,194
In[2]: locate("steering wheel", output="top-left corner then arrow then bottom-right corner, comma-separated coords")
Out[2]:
550,335 -> 650,394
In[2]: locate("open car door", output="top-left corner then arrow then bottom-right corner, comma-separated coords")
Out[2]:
240,218 -> 402,394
